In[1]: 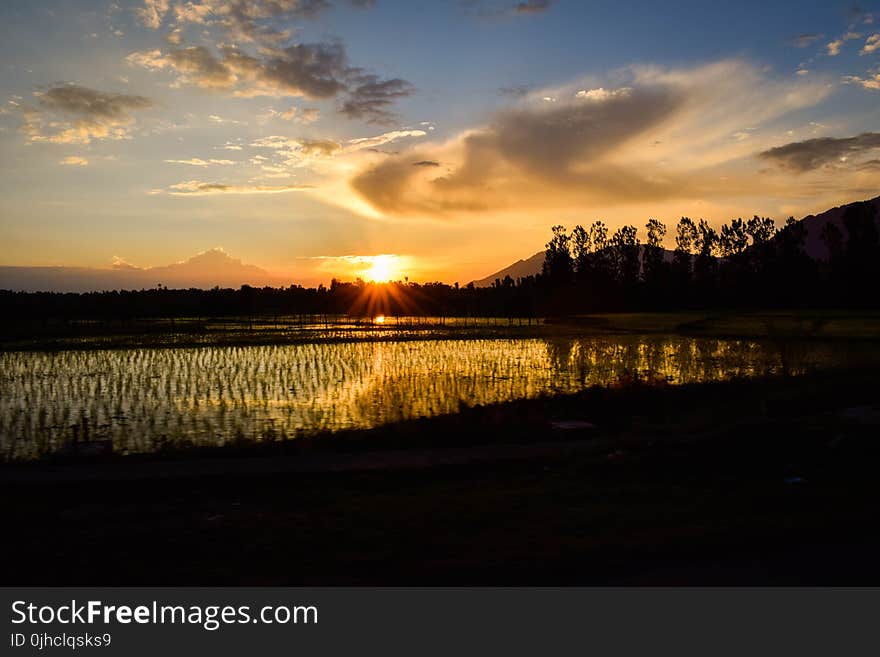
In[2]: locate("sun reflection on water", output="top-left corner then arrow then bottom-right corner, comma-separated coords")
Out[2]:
0,334 -> 858,461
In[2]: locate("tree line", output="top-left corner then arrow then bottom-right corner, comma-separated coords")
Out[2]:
538,201 -> 879,312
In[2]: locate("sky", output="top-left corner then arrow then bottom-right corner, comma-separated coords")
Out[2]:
1,0 -> 879,286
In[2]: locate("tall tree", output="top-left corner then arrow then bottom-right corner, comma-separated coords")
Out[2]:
570,224 -> 591,281
611,225 -> 640,289
644,218 -> 667,284
719,218 -> 749,258
542,225 -> 574,287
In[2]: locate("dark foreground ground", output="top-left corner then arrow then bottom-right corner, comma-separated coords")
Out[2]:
3,370 -> 880,585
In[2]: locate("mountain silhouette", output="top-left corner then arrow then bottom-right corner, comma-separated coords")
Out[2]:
0,248 -> 287,292
794,196 -> 880,261
472,251 -> 547,287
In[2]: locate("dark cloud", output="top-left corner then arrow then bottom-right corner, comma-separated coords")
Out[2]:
221,0 -> 332,45
413,160 -> 440,167
340,75 -> 415,124
787,33 -> 823,48
258,42 -> 350,98
297,138 -> 342,156
21,84 -> 153,145
37,84 -> 152,120
173,46 -> 238,87
130,0 -> 412,123
461,0 -> 552,18
758,133 -> 880,171
513,0 -> 552,14
129,41 -> 413,122
352,85 -> 685,214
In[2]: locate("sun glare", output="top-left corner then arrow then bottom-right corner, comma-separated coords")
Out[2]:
364,255 -> 397,282
374,315 -> 386,324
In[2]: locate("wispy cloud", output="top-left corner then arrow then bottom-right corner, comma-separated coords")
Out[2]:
463,0 -> 554,18
787,33 -> 823,48
264,106 -> 320,123
59,155 -> 89,166
164,158 -> 237,166
166,180 -> 314,195
512,0 -> 552,15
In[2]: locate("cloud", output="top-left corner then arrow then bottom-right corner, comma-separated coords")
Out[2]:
20,84 -> 153,145
165,27 -> 184,45
136,0 -> 170,29
251,129 -> 424,160
575,87 -> 632,101
787,33 -> 823,48
827,32 -> 861,56
512,0 -> 552,14
59,156 -> 89,166
208,114 -> 245,124
343,60 -> 831,217
166,180 -> 314,195
138,1 -> 338,42
758,133 -> 880,171
164,158 -> 237,166
350,83 -> 683,213
131,1 -> 407,122
297,139 -> 343,157
340,76 -> 415,124
463,0 -> 553,17
128,41 -> 414,122
843,71 -> 880,89
862,34 -> 880,54
266,105 -> 320,123
413,160 -> 440,167
250,135 -> 342,157
126,47 -> 236,88
346,129 -> 426,150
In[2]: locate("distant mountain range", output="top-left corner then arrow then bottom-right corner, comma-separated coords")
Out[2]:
0,249 -> 289,293
471,195 -> 880,287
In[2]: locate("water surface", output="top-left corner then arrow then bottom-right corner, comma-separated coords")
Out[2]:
0,334 -> 865,461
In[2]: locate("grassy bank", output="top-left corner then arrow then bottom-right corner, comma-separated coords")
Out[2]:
2,369 -> 879,584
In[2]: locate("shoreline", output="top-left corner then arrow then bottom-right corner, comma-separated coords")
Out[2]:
2,368 -> 879,584
3,309 -> 880,352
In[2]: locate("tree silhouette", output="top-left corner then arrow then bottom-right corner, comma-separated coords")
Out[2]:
542,225 -> 574,286
842,201 -> 880,304
643,218 -> 668,296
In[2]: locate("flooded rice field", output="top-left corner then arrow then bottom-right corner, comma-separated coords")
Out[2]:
0,334 -> 870,461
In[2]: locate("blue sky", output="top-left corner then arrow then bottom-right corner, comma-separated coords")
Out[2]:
1,0 -> 879,284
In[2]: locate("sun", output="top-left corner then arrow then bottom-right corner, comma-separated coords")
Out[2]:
364,255 -> 397,282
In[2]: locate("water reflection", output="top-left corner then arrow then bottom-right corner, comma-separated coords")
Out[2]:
0,335 -> 866,461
